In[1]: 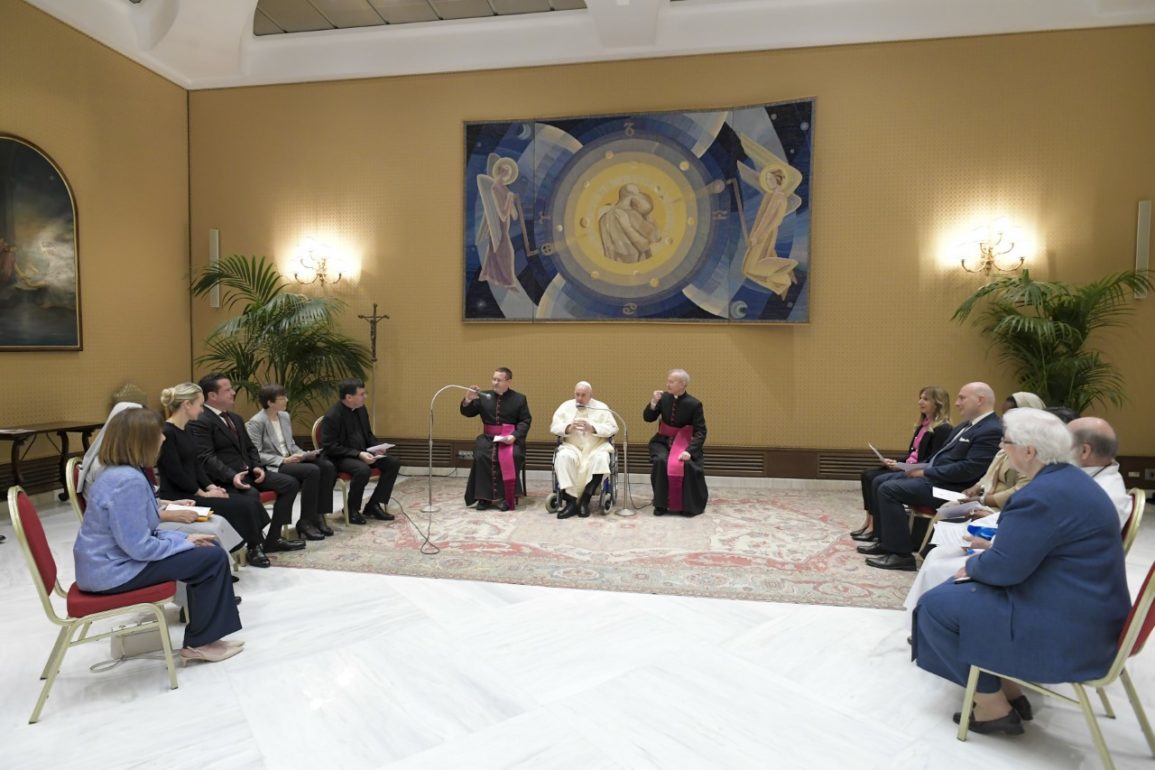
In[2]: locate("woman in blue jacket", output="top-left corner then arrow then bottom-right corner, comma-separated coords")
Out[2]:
74,408 -> 244,664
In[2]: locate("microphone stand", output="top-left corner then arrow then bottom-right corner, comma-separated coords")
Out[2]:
423,384 -> 488,513
580,404 -> 644,516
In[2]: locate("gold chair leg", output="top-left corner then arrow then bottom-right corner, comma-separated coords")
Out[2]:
31,621 -> 77,723
341,480 -> 350,525
39,625 -> 71,680
1120,668 -> 1155,757
149,603 -> 180,690
1097,686 -> 1116,719
1074,683 -> 1116,770
957,666 -> 980,742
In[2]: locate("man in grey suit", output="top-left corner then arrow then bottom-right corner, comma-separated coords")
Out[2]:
247,384 -> 338,541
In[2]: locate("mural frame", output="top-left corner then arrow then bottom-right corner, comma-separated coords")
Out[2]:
463,99 -> 814,324
0,133 -> 82,351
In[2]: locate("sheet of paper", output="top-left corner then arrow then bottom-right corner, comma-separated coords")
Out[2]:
367,442 -> 394,454
165,504 -> 213,521
867,442 -> 886,462
931,486 -> 966,503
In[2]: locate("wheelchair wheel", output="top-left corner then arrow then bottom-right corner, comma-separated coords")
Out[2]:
546,492 -> 561,513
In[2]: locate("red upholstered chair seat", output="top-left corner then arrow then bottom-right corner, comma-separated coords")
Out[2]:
66,580 -> 178,618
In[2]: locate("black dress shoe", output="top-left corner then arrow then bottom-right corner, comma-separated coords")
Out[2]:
953,709 -> 1024,735
476,501 -> 493,511
234,596 -> 242,606
851,530 -> 879,542
1009,695 -> 1033,721
231,575 -> 240,583
298,522 -> 325,541
494,501 -> 510,512
348,510 -> 367,525
849,526 -> 869,537
246,546 -> 271,568
866,553 -> 918,571
316,516 -> 335,536
557,502 -> 578,519
857,542 -> 887,555
578,500 -> 591,518
363,503 -> 395,521
264,537 -> 306,553
654,507 -> 668,516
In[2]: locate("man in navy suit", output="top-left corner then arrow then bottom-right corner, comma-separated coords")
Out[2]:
860,382 -> 1002,571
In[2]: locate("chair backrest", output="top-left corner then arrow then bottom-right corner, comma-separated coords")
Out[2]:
1121,488 -> 1146,556
311,417 -> 324,452
65,456 -> 87,521
7,487 -> 60,606
1118,559 -> 1155,659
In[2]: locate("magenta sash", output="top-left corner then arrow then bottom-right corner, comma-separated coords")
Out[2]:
484,423 -> 518,509
658,421 -> 693,511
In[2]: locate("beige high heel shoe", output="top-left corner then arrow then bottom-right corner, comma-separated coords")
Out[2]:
180,641 -> 244,665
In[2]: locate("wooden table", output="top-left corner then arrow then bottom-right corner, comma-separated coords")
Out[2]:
0,421 -> 104,498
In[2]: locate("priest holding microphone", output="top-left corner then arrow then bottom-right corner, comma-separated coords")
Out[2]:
461,367 -> 532,511
644,369 -> 708,517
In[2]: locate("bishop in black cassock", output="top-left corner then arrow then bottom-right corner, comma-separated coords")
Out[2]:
460,368 -> 532,511
643,369 -> 708,516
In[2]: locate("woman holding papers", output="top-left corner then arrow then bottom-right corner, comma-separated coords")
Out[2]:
852,386 -> 952,541
74,407 -> 243,664
158,383 -> 271,567
246,383 -> 337,540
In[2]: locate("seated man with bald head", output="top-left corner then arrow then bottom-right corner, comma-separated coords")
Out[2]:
860,382 -> 1003,571
1069,416 -> 1131,526
550,381 -> 618,519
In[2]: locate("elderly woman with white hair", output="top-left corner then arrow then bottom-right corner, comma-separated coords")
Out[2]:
912,408 -> 1130,736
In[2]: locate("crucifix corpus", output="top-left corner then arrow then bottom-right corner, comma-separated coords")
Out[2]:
357,303 -> 390,363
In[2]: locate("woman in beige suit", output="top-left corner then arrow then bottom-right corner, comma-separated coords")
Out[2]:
246,384 -> 338,541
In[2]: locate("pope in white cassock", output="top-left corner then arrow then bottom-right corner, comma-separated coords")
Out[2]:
550,381 -> 617,519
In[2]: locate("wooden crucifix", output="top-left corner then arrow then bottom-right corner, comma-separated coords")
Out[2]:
357,303 -> 390,363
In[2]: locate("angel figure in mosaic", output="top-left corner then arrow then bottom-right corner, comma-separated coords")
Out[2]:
475,155 -> 522,289
737,135 -> 803,299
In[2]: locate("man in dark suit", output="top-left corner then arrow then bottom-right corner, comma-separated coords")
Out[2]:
860,381 -> 1002,571
319,378 -> 401,525
189,373 -> 305,557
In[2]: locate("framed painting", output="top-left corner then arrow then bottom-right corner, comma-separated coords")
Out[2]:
0,134 -> 81,350
464,99 -> 813,322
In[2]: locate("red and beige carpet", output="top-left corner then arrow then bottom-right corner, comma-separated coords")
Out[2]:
272,477 -> 913,609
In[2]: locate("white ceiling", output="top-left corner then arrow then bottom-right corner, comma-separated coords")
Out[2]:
20,0 -> 1155,90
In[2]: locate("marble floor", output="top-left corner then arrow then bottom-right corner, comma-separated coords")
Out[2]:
1,483 -> 1153,770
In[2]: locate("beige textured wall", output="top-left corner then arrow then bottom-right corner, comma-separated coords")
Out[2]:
0,0 -> 191,437
188,25 -> 1155,453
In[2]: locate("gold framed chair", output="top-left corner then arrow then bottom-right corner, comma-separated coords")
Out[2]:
7,486 -> 179,723
907,505 -> 937,555
64,456 -> 85,523
1122,488 -> 1146,556
956,558 -> 1155,769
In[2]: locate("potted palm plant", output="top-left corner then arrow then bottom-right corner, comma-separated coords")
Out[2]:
952,269 -> 1153,413
191,254 -> 371,415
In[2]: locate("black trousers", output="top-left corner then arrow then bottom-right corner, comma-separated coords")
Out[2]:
102,545 -> 240,648
252,469 -> 300,539
334,455 -> 401,513
193,492 -> 270,548
860,465 -> 895,514
275,457 -> 337,521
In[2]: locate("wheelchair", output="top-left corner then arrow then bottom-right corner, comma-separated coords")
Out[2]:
544,438 -> 618,515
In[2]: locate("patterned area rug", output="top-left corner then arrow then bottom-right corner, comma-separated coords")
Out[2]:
272,477 -> 915,609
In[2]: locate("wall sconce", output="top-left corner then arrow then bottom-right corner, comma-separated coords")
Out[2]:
294,239 -> 342,288
960,218 -> 1026,276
